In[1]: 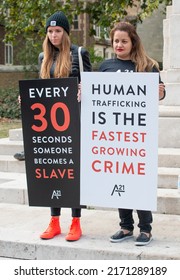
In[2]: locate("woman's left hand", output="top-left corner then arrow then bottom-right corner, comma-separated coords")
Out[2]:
159,83 -> 165,100
77,83 -> 81,102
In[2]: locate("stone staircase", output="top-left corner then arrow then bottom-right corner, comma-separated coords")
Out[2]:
0,122 -> 180,260
0,114 -> 179,213
157,105 -> 180,215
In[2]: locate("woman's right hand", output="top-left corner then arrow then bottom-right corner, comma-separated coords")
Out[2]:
18,95 -> 21,104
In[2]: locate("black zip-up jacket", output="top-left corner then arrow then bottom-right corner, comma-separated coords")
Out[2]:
38,44 -> 92,82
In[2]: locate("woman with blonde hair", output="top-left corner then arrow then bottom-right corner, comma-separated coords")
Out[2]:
39,11 -> 92,242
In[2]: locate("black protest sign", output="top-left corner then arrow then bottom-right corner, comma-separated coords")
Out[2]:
19,78 -> 80,207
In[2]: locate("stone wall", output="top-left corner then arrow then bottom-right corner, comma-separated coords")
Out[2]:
137,4 -> 166,67
0,66 -> 38,89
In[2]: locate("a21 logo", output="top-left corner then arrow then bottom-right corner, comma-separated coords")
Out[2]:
111,184 -> 125,196
51,190 -> 62,199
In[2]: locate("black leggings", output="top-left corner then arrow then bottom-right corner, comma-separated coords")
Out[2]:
51,207 -> 81,217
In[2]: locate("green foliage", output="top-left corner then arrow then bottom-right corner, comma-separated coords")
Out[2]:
0,0 -> 172,66
87,47 -> 104,70
0,88 -> 21,119
0,0 -> 172,43
139,0 -> 171,20
88,47 -> 104,64
16,39 -> 42,67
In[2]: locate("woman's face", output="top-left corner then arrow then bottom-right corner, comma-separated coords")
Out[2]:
47,26 -> 64,48
113,30 -> 132,60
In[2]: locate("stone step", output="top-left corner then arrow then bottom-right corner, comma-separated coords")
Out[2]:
8,113 -> 180,148
158,167 -> 180,189
0,155 -> 25,173
161,69 -> 180,83
157,188 -> 180,215
159,105 -> 180,117
0,172 -> 27,204
158,116 -> 180,148
0,138 -> 23,155
160,83 -> 180,106
1,136 -> 180,168
8,113 -> 180,149
0,154 -> 180,189
0,203 -> 180,260
0,152 -> 179,180
0,171 -> 180,215
158,106 -> 180,148
0,156 -> 179,188
9,128 -> 23,141
158,148 -> 180,168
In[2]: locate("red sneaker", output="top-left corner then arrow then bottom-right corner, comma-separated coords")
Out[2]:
65,218 -> 82,241
40,217 -> 61,239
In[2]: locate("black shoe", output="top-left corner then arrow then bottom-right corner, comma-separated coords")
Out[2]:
14,151 -> 25,161
135,232 -> 152,246
110,230 -> 133,243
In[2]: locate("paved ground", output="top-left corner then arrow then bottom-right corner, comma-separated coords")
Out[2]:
0,202 -> 180,260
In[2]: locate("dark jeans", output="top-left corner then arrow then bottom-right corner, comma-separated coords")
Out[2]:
118,208 -> 152,233
51,207 -> 81,218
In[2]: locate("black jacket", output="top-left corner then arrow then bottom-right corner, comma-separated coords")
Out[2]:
38,44 -> 92,82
